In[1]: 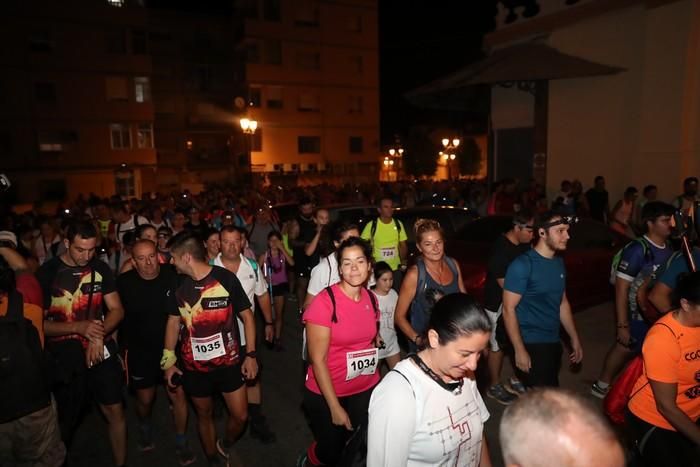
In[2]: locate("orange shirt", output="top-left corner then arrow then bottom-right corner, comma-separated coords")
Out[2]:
0,297 -> 45,348
628,312 -> 700,430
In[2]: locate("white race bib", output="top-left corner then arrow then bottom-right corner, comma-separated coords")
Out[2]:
380,247 -> 396,259
191,333 -> 226,361
346,348 -> 378,381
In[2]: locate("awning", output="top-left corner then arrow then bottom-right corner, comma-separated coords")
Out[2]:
406,42 -> 625,108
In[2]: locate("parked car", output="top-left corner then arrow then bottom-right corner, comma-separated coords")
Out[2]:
447,216 -> 628,311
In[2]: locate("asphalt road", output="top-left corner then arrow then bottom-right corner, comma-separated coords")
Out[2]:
66,299 -> 616,467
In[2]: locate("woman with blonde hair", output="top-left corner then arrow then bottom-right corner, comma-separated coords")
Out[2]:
395,219 -> 466,351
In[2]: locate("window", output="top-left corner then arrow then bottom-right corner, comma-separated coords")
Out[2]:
295,0 -> 319,27
106,77 -> 129,101
263,0 -> 281,21
136,124 -> 154,148
350,55 -> 363,73
239,0 -> 259,19
37,130 -> 76,152
29,30 -> 53,52
298,136 -> 320,153
106,29 -> 127,54
107,0 -> 125,7
131,29 -> 148,54
265,39 -> 282,65
115,169 -> 135,197
298,93 -> 319,112
245,41 -> 260,64
349,95 -> 363,114
134,77 -> 151,103
346,16 -> 362,32
110,124 -> 131,149
249,87 -> 262,107
349,136 -> 363,154
296,51 -> 320,70
251,129 -> 262,151
266,87 -> 283,109
34,82 -> 56,103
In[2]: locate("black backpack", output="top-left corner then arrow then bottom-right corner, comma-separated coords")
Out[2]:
0,291 -> 51,423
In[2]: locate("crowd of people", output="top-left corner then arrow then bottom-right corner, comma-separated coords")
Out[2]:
0,174 -> 699,467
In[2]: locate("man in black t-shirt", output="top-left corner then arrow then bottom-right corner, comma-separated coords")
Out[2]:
36,220 -> 127,467
484,210 -> 534,405
291,198 -> 321,305
117,240 -> 195,465
162,233 -> 257,465
585,176 -> 610,223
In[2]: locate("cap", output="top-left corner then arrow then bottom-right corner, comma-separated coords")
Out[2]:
0,231 -> 18,248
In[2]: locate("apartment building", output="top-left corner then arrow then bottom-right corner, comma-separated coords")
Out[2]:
238,0 -> 380,185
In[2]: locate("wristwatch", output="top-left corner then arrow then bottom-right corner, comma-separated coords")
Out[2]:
245,351 -> 257,359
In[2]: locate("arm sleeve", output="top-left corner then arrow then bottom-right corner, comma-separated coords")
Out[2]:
367,372 -> 416,467
616,243 -> 645,282
642,325 -> 680,384
503,255 -> 529,295
307,261 -> 327,296
302,290 -> 332,327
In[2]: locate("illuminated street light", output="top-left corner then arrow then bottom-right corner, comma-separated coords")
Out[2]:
240,118 -> 258,134
441,138 -> 450,147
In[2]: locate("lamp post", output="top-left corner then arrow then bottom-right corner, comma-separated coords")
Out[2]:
387,145 -> 403,180
239,118 -> 258,185
440,137 -> 460,180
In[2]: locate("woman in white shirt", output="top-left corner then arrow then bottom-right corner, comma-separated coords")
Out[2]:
368,293 -> 493,467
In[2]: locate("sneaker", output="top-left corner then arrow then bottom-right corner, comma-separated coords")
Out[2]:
249,415 -> 277,443
591,382 -> 610,399
216,439 -> 240,466
295,452 -> 308,467
137,425 -> 155,452
175,441 -> 196,466
505,377 -> 527,396
486,384 -> 518,405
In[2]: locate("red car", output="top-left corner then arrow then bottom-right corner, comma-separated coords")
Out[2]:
447,216 -> 629,311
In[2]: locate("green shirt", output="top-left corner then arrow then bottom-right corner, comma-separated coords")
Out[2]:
361,218 -> 407,270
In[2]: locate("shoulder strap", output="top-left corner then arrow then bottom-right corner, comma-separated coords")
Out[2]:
326,256 -> 332,286
325,286 -> 337,323
367,288 -> 379,317
133,214 -> 140,228
370,219 -> 377,239
87,267 -> 97,320
444,256 -> 459,277
416,257 -> 427,296
390,369 -> 415,398
245,257 -> 259,281
394,218 -> 402,235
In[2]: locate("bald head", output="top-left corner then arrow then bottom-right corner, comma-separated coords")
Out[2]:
500,389 -> 624,467
132,239 -> 159,280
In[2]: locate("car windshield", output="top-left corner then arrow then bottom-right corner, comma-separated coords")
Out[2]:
455,216 -> 513,243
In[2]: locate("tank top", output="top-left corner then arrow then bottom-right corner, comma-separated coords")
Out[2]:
264,250 -> 287,285
410,257 -> 460,337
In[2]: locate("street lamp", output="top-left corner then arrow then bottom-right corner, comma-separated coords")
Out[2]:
386,145 -> 403,180
441,137 -> 460,180
239,118 -> 258,184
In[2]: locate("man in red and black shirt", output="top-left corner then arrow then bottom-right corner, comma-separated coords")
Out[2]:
163,232 -> 257,466
36,220 -> 127,467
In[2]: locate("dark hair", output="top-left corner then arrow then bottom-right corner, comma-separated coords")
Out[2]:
66,220 -> 97,244
167,232 -> 206,262
674,271 -> 700,307
683,176 -> 698,187
376,195 -> 393,207
220,225 -> 239,236
624,186 -> 638,197
336,237 -> 373,270
512,208 -> 534,227
643,185 -> 657,196
594,176 -> 605,184
157,226 -> 173,236
299,197 -> 313,207
333,221 -> 360,243
534,210 -> 562,231
235,226 -> 248,238
203,227 -> 220,242
640,201 -> 675,233
427,293 -> 491,345
373,261 -> 392,283
267,230 -> 282,241
122,231 -> 136,248
135,223 -> 156,239
0,255 -> 16,295
110,202 -> 128,214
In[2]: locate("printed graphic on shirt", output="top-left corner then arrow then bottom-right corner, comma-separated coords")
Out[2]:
175,277 -> 241,372
431,401 -> 484,465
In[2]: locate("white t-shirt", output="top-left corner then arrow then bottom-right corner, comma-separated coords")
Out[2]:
368,358 -> 489,467
114,215 -> 150,269
374,289 -> 399,359
213,253 -> 267,346
307,253 -> 339,297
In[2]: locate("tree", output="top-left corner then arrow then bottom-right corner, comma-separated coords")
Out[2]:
403,128 -> 438,178
458,137 -> 481,176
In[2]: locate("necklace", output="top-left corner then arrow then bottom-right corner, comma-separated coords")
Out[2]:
425,259 -> 447,285
409,353 -> 463,395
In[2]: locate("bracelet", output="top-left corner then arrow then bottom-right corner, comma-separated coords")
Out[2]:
265,322 -> 274,326
160,349 -> 177,370
245,351 -> 257,359
616,323 -> 629,329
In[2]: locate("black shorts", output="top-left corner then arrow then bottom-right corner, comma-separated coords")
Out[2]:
126,349 -> 162,391
88,352 -> 125,406
271,282 -> 289,297
183,365 -> 245,398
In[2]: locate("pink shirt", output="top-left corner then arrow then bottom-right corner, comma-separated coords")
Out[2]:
303,284 -> 380,397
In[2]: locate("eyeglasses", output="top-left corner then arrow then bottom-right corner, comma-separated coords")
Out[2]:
157,234 -> 170,239
516,224 -> 534,231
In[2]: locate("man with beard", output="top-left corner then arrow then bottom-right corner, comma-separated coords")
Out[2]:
117,239 -> 195,464
673,176 -> 699,213
502,211 -> 584,388
291,198 -> 320,305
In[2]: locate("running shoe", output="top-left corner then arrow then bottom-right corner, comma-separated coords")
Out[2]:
591,382 -> 610,399
505,377 -> 527,396
175,441 -> 196,466
137,425 -> 155,452
250,415 -> 277,443
295,452 -> 308,467
486,384 -> 518,405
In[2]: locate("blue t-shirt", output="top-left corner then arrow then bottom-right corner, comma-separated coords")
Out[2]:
658,248 -> 700,290
504,249 -> 566,344
615,237 -> 672,283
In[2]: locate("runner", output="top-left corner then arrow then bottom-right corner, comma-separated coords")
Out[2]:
370,261 -> 400,370
649,246 -> 700,314
297,237 -> 380,467
260,230 -> 294,350
673,176 -> 699,213
592,201 -> 675,398
111,202 -> 149,272
292,198 -> 321,306
117,239 -> 195,465
212,226 -> 276,443
162,232 -> 257,466
204,227 -> 221,263
36,220 -> 127,467
502,211 -> 583,388
484,210 -> 534,405
361,196 -> 408,290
